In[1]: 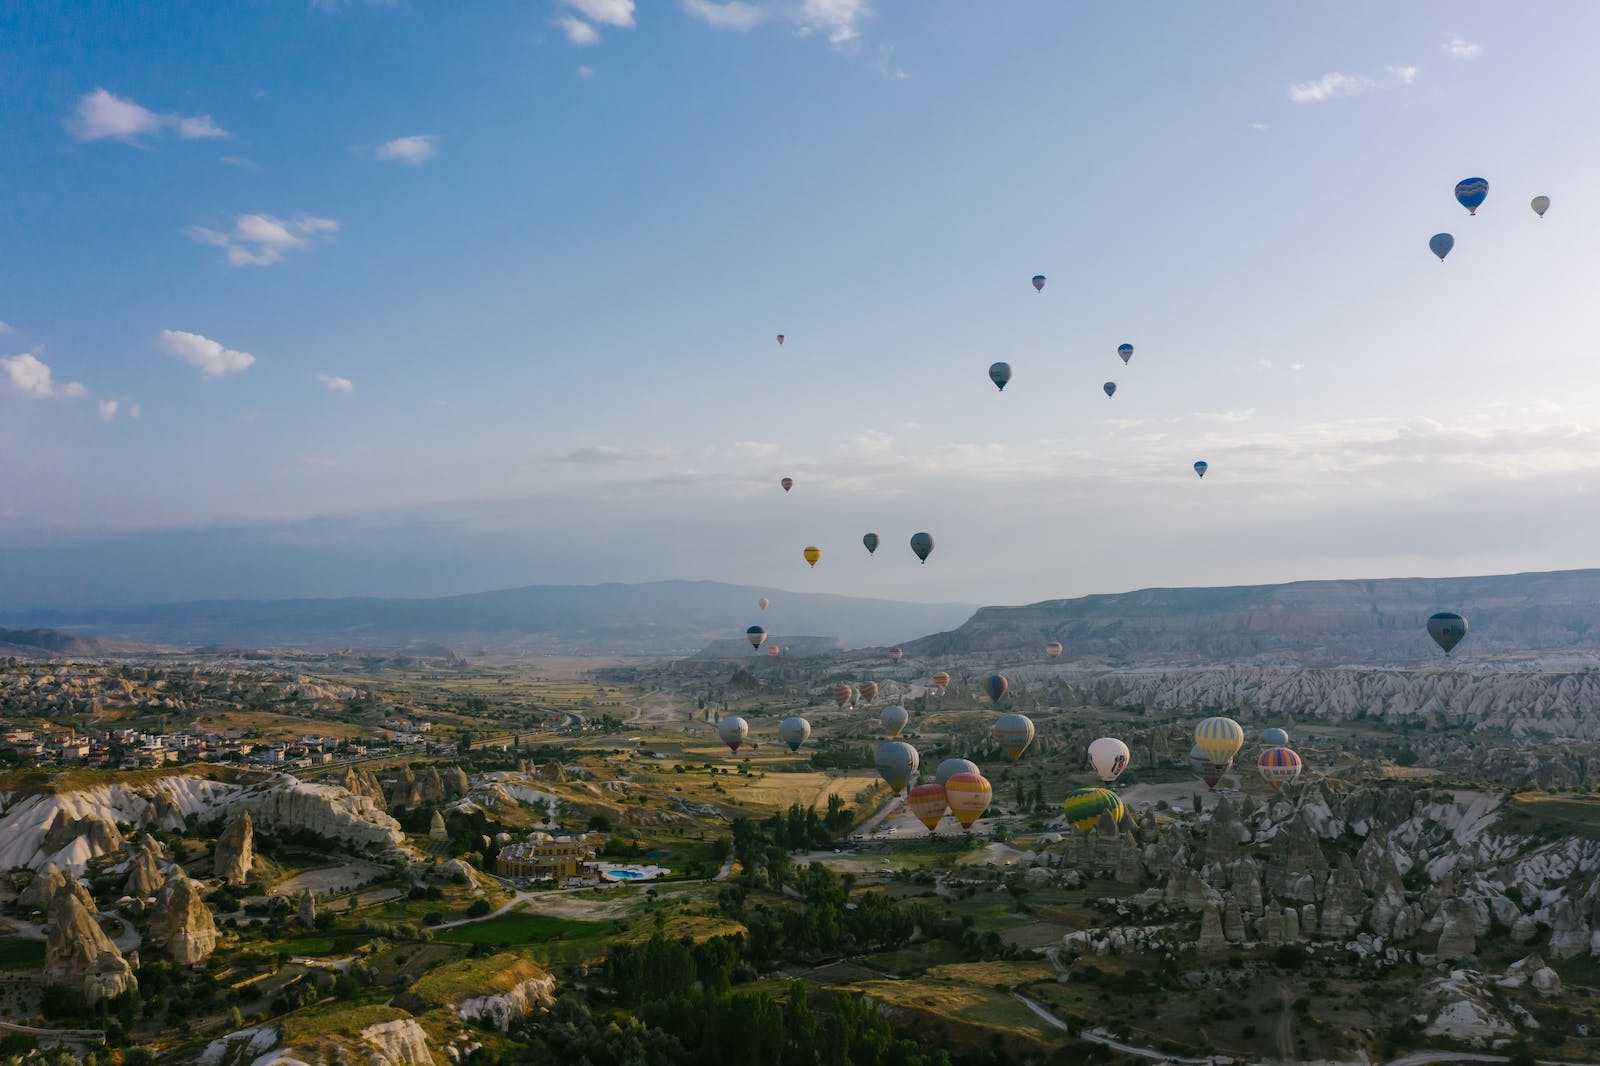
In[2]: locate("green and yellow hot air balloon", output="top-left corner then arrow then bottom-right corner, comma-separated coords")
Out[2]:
1193,716 -> 1245,766
1061,787 -> 1124,831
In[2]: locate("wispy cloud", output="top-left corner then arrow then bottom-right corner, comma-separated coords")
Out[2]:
219,155 -> 258,170
732,440 -> 781,458
578,65 -> 596,79
559,445 -> 668,464
2,351 -> 85,400
846,429 -> 894,452
682,0 -> 764,30
1390,65 -> 1419,84
874,44 -> 908,80
1444,36 -> 1483,60
187,213 -> 338,266
374,135 -> 438,164
1288,72 -> 1377,104
0,321 -> 11,334
64,88 -> 228,143
799,0 -> 869,47
98,400 -> 120,422
316,373 -> 354,393
561,0 -> 634,25
559,16 -> 602,44
157,330 -> 256,378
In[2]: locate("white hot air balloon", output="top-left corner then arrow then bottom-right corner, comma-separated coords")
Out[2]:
1087,737 -> 1131,783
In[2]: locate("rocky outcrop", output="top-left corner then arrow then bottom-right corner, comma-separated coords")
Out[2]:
1547,897 -> 1591,959
1319,856 -> 1364,937
21,861 -> 67,912
149,873 -> 219,965
1197,901 -> 1226,951
124,846 -> 165,898
297,890 -> 316,928
455,971 -> 556,1031
443,766 -> 470,799
360,1018 -> 436,1066
214,811 -> 254,885
1436,898 -> 1478,960
429,811 -> 448,841
1265,816 -> 1328,902
44,882 -> 136,1003
342,766 -> 387,808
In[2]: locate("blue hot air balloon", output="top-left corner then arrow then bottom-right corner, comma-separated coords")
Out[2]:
910,531 -> 934,564
1103,381 -> 1117,398
1429,233 -> 1454,262
1455,178 -> 1489,216
863,532 -> 879,555
1032,275 -> 1046,292
989,362 -> 1012,391
984,674 -> 1008,704
1193,461 -> 1208,478
1117,344 -> 1133,365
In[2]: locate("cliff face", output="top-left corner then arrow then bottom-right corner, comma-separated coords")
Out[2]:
44,882 -> 137,1003
149,872 -> 219,965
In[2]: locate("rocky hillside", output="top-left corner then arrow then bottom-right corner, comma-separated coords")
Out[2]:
903,568 -> 1600,666
0,626 -> 154,656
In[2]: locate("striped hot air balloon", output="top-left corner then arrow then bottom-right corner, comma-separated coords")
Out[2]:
779,716 -> 811,752
1258,746 -> 1302,791
1194,716 -> 1245,766
803,545 -> 821,568
945,772 -> 992,830
931,671 -> 951,689
858,681 -> 879,705
984,674 -> 1008,704
906,783 -> 948,832
832,684 -> 853,709
934,757 -> 979,788
992,712 -> 1034,762
717,716 -> 748,754
1045,641 -> 1063,659
1062,787 -> 1123,832
1189,743 -> 1232,790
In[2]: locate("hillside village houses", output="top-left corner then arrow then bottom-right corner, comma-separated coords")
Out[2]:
0,722 -> 452,771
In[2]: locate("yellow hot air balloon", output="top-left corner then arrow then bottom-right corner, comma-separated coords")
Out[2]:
992,713 -> 1035,762
1193,716 -> 1245,766
757,597 -> 769,611
931,671 -> 951,688
803,546 -> 821,568
945,772 -> 992,830
906,783 -> 947,832
1061,787 -> 1123,831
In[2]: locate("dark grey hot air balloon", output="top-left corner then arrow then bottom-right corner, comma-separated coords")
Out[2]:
874,740 -> 920,792
1427,612 -> 1467,655
910,531 -> 934,563
989,362 -> 1012,391
746,625 -> 766,651
935,757 -> 979,787
863,532 -> 879,555
1103,381 -> 1117,397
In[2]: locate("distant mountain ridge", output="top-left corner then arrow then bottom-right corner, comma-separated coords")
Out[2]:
0,628 -> 153,657
1,581 -> 976,656
901,568 -> 1600,666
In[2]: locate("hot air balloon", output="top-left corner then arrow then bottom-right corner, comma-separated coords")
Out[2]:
989,362 -> 1012,392
1087,737 -> 1131,783
757,597 -> 769,611
718,716 -> 749,753
1045,641 -> 1064,659
803,545 -> 821,568
910,532 -> 934,564
858,681 -> 879,705
1194,461 -> 1208,479
1455,177 -> 1489,215
1258,746 -> 1302,790
1429,233 -> 1454,262
945,772 -> 992,830
774,717 -> 810,753
777,334 -> 786,345
1194,716 -> 1245,766
1117,343 -> 1133,365
1031,275 -> 1046,292
1103,382 -> 1117,397
889,647 -> 904,663
935,757 -> 979,788
746,625 -> 766,651
781,477 -> 794,492
879,705 -> 908,738
1189,744 -> 1232,790
863,532 -> 879,555
1427,612 -> 1467,655
832,683 -> 853,709
907,783 -> 948,831
1259,727 -> 1289,747
874,740 -> 919,792
1062,787 -> 1124,831
931,670 -> 951,690
766,644 -> 780,658
983,674 -> 1008,704
1532,195 -> 1551,218
993,712 -> 1034,761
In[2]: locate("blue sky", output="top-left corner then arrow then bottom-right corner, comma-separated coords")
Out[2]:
5,2 -> 1600,608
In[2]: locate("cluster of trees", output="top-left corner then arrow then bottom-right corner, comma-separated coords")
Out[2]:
808,745 -> 877,771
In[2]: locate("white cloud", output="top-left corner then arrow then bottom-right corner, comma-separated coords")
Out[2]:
1444,36 -> 1483,59
560,445 -> 667,464
65,88 -> 228,143
187,213 -> 338,266
220,155 -> 259,170
1288,72 -> 1377,103
578,65 -> 596,79
732,440 -> 781,458
98,400 -> 119,422
59,382 -> 87,399
2,353 -> 59,398
1251,122 -> 1268,132
1390,65 -> 1419,84
316,372 -> 354,393
0,321 -> 11,334
560,0 -> 634,27
375,135 -> 438,164
559,16 -> 601,44
799,0 -> 869,46
157,330 -> 256,377
874,44 -> 907,80
682,0 -> 763,30
846,429 -> 894,452
128,403 -> 141,419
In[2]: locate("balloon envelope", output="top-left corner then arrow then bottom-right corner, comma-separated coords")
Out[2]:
1455,177 -> 1489,215
717,716 -> 749,753
1117,343 -> 1133,365
781,477 -> 794,492
1194,716 -> 1245,765
766,644 -> 780,657
1194,461 -> 1208,478
879,704 -> 909,737
1259,727 -> 1290,747
1031,275 -> 1046,292
989,362 -> 1012,391
1258,746 -> 1302,790
1062,787 -> 1124,832
1103,381 -> 1117,397
1429,233 -> 1454,261
1532,195 -> 1551,218
803,545 -> 821,568
910,532 -> 934,563
1087,737 -> 1131,783
746,625 -> 766,650
931,671 -> 951,688
993,712 -> 1034,761
889,647 -> 904,663
1427,612 -> 1468,655
757,597 -> 769,611
935,757 -> 980,788
863,532 -> 879,555
1189,744 -> 1232,790
984,674 -> 1008,704
832,683 -> 853,708
858,681 -> 879,705
779,716 -> 811,752
1045,641 -> 1064,659
874,740 -> 920,792
907,783 -> 948,832
945,772 -> 993,829
776,334 -> 785,345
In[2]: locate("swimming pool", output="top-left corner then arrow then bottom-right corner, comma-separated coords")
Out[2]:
595,863 -> 670,882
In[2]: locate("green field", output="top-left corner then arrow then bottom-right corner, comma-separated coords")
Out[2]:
432,912 -> 617,947
0,938 -> 46,970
